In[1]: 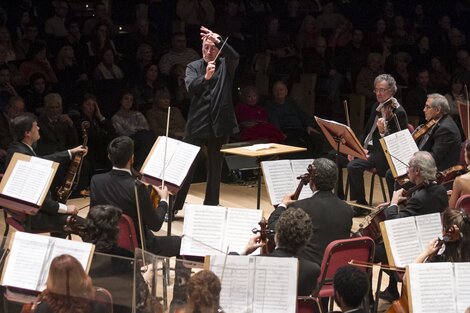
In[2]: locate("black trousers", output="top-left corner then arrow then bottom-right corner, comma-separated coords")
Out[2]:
173,135 -> 229,211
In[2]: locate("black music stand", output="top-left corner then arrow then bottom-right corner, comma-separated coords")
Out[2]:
315,117 -> 367,194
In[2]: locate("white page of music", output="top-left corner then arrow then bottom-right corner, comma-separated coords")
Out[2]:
383,129 -> 418,177
384,216 -> 421,267
210,255 -> 254,313
223,207 -> 262,255
290,159 -> 314,200
180,205 -> 227,256
1,232 -> 51,291
142,137 -> 200,186
408,263 -> 457,313
261,160 -> 296,205
414,213 -> 442,252
2,159 -> 53,204
454,263 -> 470,313
252,257 -> 297,313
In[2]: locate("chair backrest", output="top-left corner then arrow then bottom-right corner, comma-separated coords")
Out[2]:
117,214 -> 139,252
94,287 -> 113,313
456,195 -> 470,217
314,237 -> 375,295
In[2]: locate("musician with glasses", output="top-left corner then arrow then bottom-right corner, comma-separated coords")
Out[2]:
347,74 -> 408,211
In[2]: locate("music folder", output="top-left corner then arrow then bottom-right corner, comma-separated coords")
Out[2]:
315,116 -> 367,160
0,153 -> 59,215
379,129 -> 418,178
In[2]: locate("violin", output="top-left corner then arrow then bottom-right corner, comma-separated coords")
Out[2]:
131,167 -> 160,207
57,121 -> 90,203
252,217 -> 275,254
412,119 -> 437,142
436,164 -> 468,185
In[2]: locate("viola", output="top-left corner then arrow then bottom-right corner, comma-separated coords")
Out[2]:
252,217 -> 275,254
436,164 -> 468,185
412,119 -> 437,142
56,121 -> 90,203
131,167 -> 161,207
293,173 -> 311,200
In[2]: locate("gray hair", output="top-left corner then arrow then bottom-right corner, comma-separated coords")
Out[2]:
409,151 -> 437,182
427,93 -> 450,116
43,93 -> 63,107
311,158 -> 338,191
374,74 -> 397,94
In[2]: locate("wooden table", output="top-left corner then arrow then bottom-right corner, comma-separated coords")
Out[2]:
221,144 -> 307,210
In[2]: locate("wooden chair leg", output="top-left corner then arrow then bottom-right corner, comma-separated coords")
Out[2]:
369,173 -> 376,205
379,176 -> 388,202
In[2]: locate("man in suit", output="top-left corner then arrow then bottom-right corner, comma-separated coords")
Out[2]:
385,93 -> 462,197
347,74 -> 408,207
5,113 -> 86,235
268,158 -> 353,266
172,26 -> 239,213
333,265 -> 370,313
89,136 -> 180,257
243,207 -> 320,296
379,151 -> 448,301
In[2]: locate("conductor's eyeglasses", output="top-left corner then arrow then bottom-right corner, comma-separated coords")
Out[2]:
373,88 -> 390,94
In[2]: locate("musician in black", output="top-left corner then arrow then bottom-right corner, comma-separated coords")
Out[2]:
385,93 -> 461,197
347,74 -> 408,208
378,151 -> 448,301
333,265 -> 370,313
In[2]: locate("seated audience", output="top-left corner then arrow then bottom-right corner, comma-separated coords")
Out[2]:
0,65 -> 18,106
92,48 -> 124,80
111,90 -> 154,169
0,96 -> 24,171
14,23 -> 40,61
167,63 -> 190,119
134,63 -> 167,113
158,32 -> 199,76
32,254 -> 105,313
333,265 -> 370,313
54,45 -> 87,82
23,72 -> 51,114
19,40 -> 58,84
235,85 -> 285,143
146,88 -> 186,139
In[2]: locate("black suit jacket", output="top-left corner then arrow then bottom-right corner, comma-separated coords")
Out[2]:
268,248 -> 320,296
184,40 -> 239,139
90,169 -> 167,244
384,183 -> 448,219
268,191 -> 353,265
5,141 -> 70,214
364,102 -> 408,175
417,114 -> 461,171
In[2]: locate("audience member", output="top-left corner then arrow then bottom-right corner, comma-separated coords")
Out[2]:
405,68 -> 432,120
134,63 -> 166,113
0,65 -> 17,106
167,63 -> 190,118
146,88 -> 186,139
44,0 -> 69,39
54,45 -> 87,82
82,2 -> 113,38
85,22 -> 118,70
0,26 -> 16,61
92,47 -> 124,80
235,85 -> 285,143
19,40 -> 58,84
14,23 -> 39,61
0,96 -> 24,171
23,72 -> 51,114
356,53 -> 383,104
158,32 -> 199,76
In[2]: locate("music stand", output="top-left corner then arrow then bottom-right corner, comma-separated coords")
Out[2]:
315,117 -> 367,194
457,100 -> 469,140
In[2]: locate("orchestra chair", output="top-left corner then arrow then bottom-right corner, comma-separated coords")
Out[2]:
94,287 -> 114,313
311,237 -> 375,313
456,194 -> 470,216
345,168 -> 388,205
117,213 -> 139,252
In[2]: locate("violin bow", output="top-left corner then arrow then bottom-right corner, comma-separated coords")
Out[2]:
343,100 -> 351,127
161,107 -> 171,188
214,37 -> 229,61
348,259 -> 406,272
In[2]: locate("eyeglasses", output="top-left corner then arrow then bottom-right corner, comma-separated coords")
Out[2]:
373,88 -> 391,94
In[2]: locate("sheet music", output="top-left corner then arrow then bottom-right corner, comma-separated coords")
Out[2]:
223,208 -> 262,255
1,232 -> 50,290
261,160 -> 296,205
142,136 -> 200,186
252,257 -> 297,313
290,159 -> 314,200
383,216 -> 421,267
210,255 -> 253,313
408,263 -> 457,313
2,159 -> 53,204
414,213 -> 442,252
1,233 -> 94,291
382,129 -> 418,177
454,263 -> 470,313
180,205 -> 227,256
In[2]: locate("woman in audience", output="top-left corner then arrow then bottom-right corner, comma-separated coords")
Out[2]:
168,63 -> 190,119
112,90 -> 154,169
134,63 -> 166,113
85,22 -> 118,69
415,208 -> 470,263
19,40 -> 58,84
33,254 -> 105,313
23,72 -> 51,114
92,47 -> 124,80
55,45 -> 87,82
146,88 -> 186,139
235,85 -> 285,143
449,141 -> 470,209
0,26 -> 16,61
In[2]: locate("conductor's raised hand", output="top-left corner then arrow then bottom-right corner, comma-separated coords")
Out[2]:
200,26 -> 221,44
205,61 -> 216,80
